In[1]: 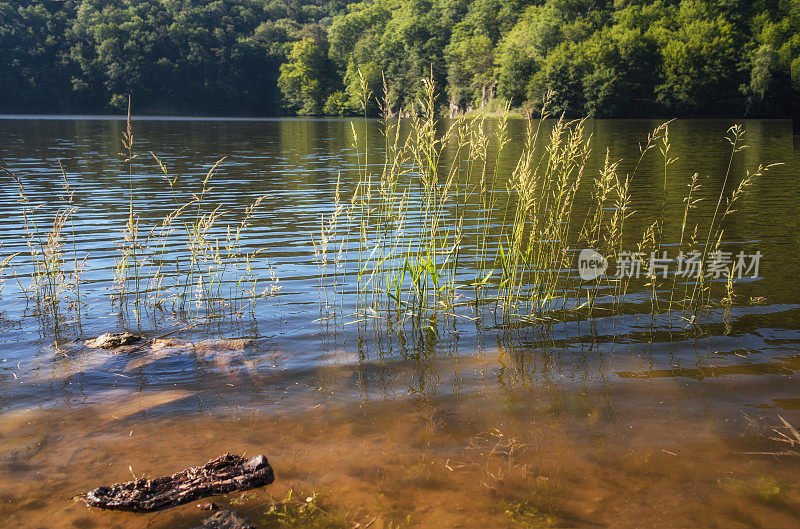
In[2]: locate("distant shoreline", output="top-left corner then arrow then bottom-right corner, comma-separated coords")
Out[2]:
0,114 -> 794,123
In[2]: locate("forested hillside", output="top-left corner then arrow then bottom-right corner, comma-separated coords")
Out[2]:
0,0 -> 797,118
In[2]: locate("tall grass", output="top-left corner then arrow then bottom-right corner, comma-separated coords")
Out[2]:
106,101 -> 281,324
0,87 -> 775,336
315,77 -> 773,332
149,152 -> 278,318
2,102 -> 280,333
124,169 -> 278,320
0,245 -> 14,296
498,105 -> 589,319
113,97 -> 143,315
2,164 -> 82,333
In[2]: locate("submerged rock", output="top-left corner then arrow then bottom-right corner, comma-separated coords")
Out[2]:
151,338 -> 193,350
194,338 -> 252,353
101,389 -> 195,421
194,339 -> 258,375
125,339 -> 195,371
194,509 -> 255,529
84,332 -> 143,349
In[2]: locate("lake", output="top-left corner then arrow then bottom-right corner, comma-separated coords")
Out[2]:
0,116 -> 798,528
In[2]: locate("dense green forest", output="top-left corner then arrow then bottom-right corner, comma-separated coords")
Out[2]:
1,0 -> 797,118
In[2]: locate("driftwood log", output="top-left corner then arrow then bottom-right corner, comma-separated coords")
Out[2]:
84,454 -> 274,512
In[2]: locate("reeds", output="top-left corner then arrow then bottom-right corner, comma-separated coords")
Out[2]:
2,101 -> 279,332
0,87 -> 774,336
316,79 -> 773,332
2,164 -> 82,332
665,125 -> 778,323
0,246 -> 13,296
113,97 -> 143,314
319,72 -> 471,318
499,104 -> 589,318
126,154 -> 279,321
316,84 -> 605,323
110,102 -> 280,323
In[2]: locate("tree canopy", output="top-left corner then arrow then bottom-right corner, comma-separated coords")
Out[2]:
0,0 -> 796,118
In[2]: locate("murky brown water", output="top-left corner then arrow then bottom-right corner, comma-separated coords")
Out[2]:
3,356 -> 800,528
0,118 -> 798,528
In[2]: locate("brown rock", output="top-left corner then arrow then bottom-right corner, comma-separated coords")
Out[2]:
84,332 -> 142,349
194,509 -> 254,529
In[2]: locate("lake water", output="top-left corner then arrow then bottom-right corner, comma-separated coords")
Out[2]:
0,116 -> 798,528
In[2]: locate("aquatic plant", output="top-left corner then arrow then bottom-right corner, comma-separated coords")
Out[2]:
315,76 -> 773,332
2,164 -> 82,332
0,246 -> 13,296
499,101 -> 589,318
113,97 -> 144,315
263,489 -> 346,528
503,500 -> 558,528
106,100 -> 280,323
0,85 -> 775,337
2,101 -> 280,333
137,154 -> 280,320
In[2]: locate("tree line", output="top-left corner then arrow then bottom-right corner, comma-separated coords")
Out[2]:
1,0 -> 797,118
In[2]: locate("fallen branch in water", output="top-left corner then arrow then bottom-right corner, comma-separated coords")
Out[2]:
82,453 -> 274,511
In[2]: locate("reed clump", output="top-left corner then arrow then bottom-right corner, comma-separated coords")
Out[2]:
111,102 -> 281,323
115,163 -> 279,322
0,88 -> 775,336
498,101 -> 589,318
2,164 -> 83,331
2,102 -> 279,332
316,75 -> 774,331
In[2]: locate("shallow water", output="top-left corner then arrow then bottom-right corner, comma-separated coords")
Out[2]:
0,117 -> 798,528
